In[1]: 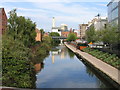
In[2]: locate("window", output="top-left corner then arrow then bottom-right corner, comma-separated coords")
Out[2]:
112,8 -> 118,20
112,1 -> 118,9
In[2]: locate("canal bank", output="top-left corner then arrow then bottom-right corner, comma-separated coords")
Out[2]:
64,42 -> 120,88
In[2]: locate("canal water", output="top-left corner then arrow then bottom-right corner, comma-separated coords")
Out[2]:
36,45 -> 114,88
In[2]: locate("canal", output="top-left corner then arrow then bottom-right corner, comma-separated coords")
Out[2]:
35,45 -> 114,88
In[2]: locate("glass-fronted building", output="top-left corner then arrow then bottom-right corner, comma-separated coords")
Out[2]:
107,0 -> 120,25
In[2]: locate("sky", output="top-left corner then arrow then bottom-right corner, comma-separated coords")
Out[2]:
0,0 -> 111,32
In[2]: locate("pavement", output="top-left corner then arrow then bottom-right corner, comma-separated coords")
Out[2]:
65,43 -> 120,86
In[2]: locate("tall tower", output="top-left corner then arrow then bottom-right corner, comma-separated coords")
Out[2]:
52,17 -> 55,27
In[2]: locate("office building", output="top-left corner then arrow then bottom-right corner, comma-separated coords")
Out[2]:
107,0 -> 120,25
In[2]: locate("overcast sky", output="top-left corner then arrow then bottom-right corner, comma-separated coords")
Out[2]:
0,0 -> 111,32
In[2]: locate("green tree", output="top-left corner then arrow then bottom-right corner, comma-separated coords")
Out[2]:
102,25 -> 118,44
67,33 -> 77,42
49,32 -> 60,46
86,25 -> 96,43
49,32 -> 60,36
2,9 -> 37,88
7,9 -> 36,47
2,35 -> 36,88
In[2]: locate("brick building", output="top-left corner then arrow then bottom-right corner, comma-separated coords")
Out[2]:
61,28 -> 77,38
35,28 -> 42,41
0,8 -> 7,34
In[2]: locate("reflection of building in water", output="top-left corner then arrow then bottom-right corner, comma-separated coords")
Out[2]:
52,55 -> 55,64
51,46 -> 68,63
61,50 -> 65,59
34,63 -> 44,73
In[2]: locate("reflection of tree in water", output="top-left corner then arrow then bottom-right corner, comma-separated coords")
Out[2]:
85,62 -> 115,88
86,66 -> 94,77
67,48 -> 75,58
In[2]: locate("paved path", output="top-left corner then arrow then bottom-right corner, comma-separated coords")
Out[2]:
65,43 -> 120,85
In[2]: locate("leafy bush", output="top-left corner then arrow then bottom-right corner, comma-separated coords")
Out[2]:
2,35 -> 36,88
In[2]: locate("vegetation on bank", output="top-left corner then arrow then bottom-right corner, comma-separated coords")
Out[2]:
49,32 -> 60,46
82,47 -> 120,69
2,9 -> 52,88
86,25 -> 120,50
67,33 -> 77,42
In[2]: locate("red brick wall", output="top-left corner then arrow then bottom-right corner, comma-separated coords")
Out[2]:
35,29 -> 42,41
0,8 -> 7,35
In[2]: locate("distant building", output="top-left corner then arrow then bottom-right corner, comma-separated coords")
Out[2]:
94,17 -> 108,31
60,24 -> 68,31
87,17 -> 107,31
0,8 -> 7,34
79,24 -> 88,39
51,17 -> 69,36
61,31 -> 70,37
107,0 -> 120,25
44,32 -> 49,37
52,27 -> 62,36
61,28 -> 77,38
51,17 -> 62,36
35,28 -> 41,41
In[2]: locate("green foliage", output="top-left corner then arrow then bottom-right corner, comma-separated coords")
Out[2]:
49,32 -> 60,46
67,33 -> 77,42
40,29 -> 45,35
83,48 -> 120,69
2,35 -> 36,88
49,32 -> 60,37
86,24 -> 119,49
86,26 -> 96,43
43,36 -> 52,45
101,25 -> 119,45
7,9 -> 36,47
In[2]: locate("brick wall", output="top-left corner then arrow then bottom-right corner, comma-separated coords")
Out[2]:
0,8 -> 7,35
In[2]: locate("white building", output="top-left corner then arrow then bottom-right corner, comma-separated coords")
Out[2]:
52,27 -> 62,36
87,17 -> 107,31
94,17 -> 108,31
60,24 -> 68,31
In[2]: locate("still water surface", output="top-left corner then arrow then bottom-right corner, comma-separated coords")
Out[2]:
36,45 -> 114,88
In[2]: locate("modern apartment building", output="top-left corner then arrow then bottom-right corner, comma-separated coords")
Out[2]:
0,8 -> 7,34
107,0 -> 120,25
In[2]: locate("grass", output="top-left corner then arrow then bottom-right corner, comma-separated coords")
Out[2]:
82,47 -> 120,69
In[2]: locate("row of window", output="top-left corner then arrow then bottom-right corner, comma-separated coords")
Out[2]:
108,7 -> 118,22
108,1 -> 118,13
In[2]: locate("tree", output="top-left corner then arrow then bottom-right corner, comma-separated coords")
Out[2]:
86,25 -> 96,43
49,32 -> 60,37
2,9 -> 37,88
7,9 -> 36,47
49,32 -> 60,46
2,35 -> 36,88
67,33 -> 77,42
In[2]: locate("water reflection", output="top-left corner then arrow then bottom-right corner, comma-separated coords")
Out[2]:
34,62 -> 44,73
51,45 -> 74,64
51,45 -> 68,64
80,59 -> 115,88
36,45 -> 116,88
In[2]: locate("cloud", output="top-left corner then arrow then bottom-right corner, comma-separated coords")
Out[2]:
96,3 -> 107,6
1,0 -> 111,2
2,1 -> 108,32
